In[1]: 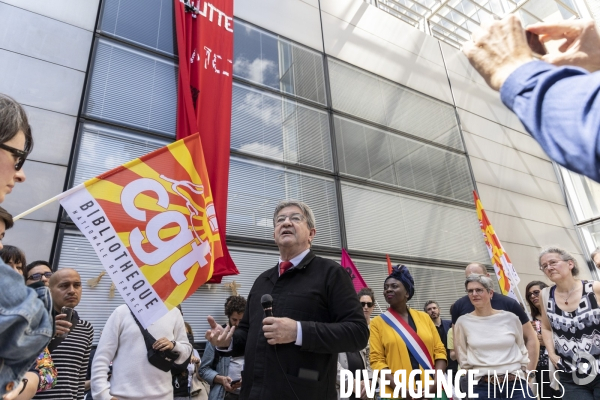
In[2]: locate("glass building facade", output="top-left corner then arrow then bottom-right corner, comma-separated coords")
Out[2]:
50,0 -> 537,344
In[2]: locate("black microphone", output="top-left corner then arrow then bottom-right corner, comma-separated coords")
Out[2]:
261,294 -> 273,317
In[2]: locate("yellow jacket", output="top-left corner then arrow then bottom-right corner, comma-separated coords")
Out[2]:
370,308 -> 447,396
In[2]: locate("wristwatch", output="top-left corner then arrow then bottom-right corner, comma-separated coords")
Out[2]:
171,340 -> 176,349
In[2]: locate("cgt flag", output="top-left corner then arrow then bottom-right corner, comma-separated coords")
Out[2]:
474,191 -> 519,300
60,134 -> 222,328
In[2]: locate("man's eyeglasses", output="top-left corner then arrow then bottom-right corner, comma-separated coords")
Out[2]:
0,143 -> 28,171
528,290 -> 541,298
275,213 -> 305,226
466,288 -> 486,296
28,272 -> 53,281
360,302 -> 373,308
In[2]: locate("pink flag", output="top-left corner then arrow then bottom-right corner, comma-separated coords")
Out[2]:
341,249 -> 368,293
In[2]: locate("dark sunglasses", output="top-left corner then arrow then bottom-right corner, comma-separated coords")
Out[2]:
360,302 -> 374,308
28,272 -> 53,281
528,290 -> 541,298
0,143 -> 28,171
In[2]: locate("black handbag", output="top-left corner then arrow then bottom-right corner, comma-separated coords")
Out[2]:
131,311 -> 183,372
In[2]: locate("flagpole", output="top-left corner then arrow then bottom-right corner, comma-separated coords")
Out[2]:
375,300 -> 384,314
509,277 -> 531,320
13,183 -> 85,221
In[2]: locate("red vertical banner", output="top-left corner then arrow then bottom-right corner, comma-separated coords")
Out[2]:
174,0 -> 238,281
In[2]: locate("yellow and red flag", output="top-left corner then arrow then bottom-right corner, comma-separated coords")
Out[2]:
474,191 -> 519,300
386,254 -> 393,275
60,134 -> 222,328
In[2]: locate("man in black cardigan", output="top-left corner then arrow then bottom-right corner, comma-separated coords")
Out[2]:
205,200 -> 369,400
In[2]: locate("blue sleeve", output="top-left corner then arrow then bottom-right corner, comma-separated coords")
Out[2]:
508,297 -> 530,325
500,61 -> 600,181
0,263 -> 53,395
198,342 -> 219,384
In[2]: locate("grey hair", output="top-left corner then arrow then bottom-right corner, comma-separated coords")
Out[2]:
273,200 -> 316,230
539,247 -> 579,276
465,274 -> 494,292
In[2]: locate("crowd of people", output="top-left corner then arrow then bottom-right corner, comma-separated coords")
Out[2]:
2,10 -> 600,400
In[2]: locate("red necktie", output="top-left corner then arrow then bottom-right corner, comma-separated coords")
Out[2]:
279,261 -> 293,276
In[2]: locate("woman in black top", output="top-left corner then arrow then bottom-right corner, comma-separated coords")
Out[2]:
525,280 -> 555,399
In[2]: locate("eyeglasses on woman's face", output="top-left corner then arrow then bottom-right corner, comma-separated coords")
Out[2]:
528,289 -> 541,298
360,302 -> 373,308
466,288 -> 486,296
27,272 -> 53,281
540,258 -> 564,271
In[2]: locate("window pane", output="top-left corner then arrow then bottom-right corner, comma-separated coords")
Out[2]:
335,116 -> 473,202
227,157 -> 340,248
328,58 -> 463,150
232,83 -> 333,171
233,20 -> 326,105
560,167 -> 600,222
341,182 -> 488,263
85,38 -> 177,136
72,122 -> 170,186
100,0 -> 175,55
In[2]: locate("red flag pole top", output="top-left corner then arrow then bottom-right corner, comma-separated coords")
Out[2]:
386,254 -> 393,275
174,0 -> 238,282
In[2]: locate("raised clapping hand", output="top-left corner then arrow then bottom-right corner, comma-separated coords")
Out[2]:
462,15 -> 534,91
527,19 -> 600,72
205,315 -> 235,348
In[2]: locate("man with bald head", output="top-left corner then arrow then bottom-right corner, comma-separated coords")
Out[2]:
35,268 -> 94,400
451,263 -> 539,374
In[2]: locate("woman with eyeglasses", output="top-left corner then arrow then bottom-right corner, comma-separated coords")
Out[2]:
524,280 -> 556,399
0,94 -> 55,400
454,274 -> 531,400
336,288 -> 376,400
538,247 -> 600,400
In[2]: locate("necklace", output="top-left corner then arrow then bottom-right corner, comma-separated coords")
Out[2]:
559,283 -> 579,305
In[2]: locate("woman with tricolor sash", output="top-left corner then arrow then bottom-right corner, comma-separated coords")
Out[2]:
370,265 -> 447,399
454,274 -> 532,400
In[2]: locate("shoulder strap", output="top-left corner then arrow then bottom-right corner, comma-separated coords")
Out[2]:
211,348 -> 222,370
380,308 -> 434,370
130,311 -> 157,351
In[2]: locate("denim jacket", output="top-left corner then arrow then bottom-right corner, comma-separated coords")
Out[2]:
198,342 -> 231,400
0,262 -> 53,395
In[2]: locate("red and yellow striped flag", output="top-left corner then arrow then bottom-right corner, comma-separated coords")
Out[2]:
474,191 -> 519,300
60,134 -> 222,327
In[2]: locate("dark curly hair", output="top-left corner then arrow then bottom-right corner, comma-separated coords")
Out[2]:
225,295 -> 246,317
357,287 -> 375,303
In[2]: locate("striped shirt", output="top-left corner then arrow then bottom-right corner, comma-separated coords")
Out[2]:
34,318 -> 94,400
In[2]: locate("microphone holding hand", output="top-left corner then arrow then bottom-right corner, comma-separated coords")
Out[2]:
261,294 -> 298,345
